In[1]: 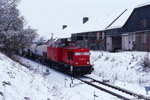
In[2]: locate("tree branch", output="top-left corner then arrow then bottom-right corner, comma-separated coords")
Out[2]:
0,0 -> 17,15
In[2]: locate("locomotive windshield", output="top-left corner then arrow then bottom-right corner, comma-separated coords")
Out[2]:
53,43 -> 59,48
60,43 -> 66,48
69,43 -> 75,46
59,42 -> 75,48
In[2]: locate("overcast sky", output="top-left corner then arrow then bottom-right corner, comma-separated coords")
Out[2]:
18,0 -> 150,38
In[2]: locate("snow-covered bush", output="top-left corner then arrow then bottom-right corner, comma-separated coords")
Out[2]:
104,55 -> 109,61
90,51 -> 150,87
142,53 -> 150,70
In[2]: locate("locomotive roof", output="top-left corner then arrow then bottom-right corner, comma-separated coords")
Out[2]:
63,46 -> 88,50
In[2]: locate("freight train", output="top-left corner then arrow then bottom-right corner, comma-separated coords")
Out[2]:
20,39 -> 94,75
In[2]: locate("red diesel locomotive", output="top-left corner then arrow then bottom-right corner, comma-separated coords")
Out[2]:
46,40 -> 93,75
22,39 -> 93,75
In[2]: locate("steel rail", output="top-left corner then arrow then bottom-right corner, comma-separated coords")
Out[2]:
75,76 -> 131,100
84,76 -> 150,100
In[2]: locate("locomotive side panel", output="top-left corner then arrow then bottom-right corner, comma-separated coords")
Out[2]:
53,47 -> 61,62
47,46 -> 61,62
60,48 -> 74,65
47,46 -> 52,59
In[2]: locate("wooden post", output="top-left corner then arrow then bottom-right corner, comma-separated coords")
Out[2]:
94,91 -> 98,100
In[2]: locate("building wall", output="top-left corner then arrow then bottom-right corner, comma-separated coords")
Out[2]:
71,31 -> 106,50
106,36 -> 112,51
122,35 -> 129,50
97,32 -> 100,41
128,33 -> 136,50
122,34 -> 136,51
135,32 -> 150,51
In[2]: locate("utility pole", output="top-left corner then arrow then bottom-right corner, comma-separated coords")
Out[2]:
50,33 -> 54,46
50,33 -> 54,40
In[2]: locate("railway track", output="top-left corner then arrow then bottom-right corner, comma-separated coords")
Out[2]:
74,76 -> 150,100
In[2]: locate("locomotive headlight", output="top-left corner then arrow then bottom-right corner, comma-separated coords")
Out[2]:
87,62 -> 90,64
76,62 -> 78,65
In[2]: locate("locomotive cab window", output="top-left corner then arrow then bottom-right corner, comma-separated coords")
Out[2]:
60,43 -> 66,48
53,43 -> 58,48
69,43 -> 75,46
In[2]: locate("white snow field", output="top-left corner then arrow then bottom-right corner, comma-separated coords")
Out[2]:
90,51 -> 150,97
0,51 -> 150,100
0,53 -> 56,100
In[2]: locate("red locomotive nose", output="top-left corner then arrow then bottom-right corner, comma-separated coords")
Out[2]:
74,51 -> 90,66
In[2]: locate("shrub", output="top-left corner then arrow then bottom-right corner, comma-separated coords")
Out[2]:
143,53 -> 150,68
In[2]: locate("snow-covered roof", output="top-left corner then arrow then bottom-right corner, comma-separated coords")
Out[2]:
52,6 -> 139,39
52,27 -> 73,39
107,9 -> 133,30
136,2 -> 150,9
82,9 -> 133,31
53,9 -> 133,39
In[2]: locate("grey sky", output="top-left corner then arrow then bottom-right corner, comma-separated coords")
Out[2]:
18,0 -> 150,37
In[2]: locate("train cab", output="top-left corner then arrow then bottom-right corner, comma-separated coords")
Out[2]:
47,41 -> 75,62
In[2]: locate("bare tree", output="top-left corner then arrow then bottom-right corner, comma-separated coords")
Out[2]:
0,0 -> 38,55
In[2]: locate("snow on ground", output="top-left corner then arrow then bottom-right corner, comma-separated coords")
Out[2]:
0,52 -> 116,100
0,53 -> 56,100
20,57 -> 117,100
1,51 -> 150,100
90,51 -> 150,96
